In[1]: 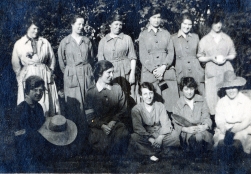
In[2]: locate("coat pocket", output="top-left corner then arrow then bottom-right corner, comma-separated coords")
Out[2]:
65,68 -> 79,88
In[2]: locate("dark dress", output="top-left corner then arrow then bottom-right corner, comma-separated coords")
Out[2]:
13,101 -> 45,171
84,84 -> 130,155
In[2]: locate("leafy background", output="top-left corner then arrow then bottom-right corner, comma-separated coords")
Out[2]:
0,0 -> 251,165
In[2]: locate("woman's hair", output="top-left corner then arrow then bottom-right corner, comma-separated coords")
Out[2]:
93,60 -> 114,81
146,7 -> 162,19
24,75 -> 45,95
179,77 -> 198,91
178,13 -> 193,26
70,14 -> 85,25
208,12 -> 224,27
25,16 -> 42,33
138,82 -> 156,96
108,13 -> 124,24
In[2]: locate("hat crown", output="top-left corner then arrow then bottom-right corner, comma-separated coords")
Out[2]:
49,115 -> 67,132
224,70 -> 237,82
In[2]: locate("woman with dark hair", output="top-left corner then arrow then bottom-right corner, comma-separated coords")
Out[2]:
214,71 -> 251,156
12,16 -> 60,117
58,14 -> 94,124
129,82 -> 180,162
139,7 -> 179,113
172,13 -> 204,95
84,60 -> 129,163
98,13 -> 137,104
172,77 -> 212,158
197,12 -> 236,115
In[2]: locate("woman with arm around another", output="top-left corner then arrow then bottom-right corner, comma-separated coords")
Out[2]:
58,14 -> 95,124
98,13 -> 137,104
197,12 -> 236,115
172,13 -> 204,95
139,7 -> 179,112
12,16 -> 60,117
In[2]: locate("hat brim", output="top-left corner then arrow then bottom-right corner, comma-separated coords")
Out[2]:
217,77 -> 246,89
38,117 -> 78,146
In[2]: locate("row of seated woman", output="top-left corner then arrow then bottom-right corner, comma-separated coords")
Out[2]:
11,60 -> 251,172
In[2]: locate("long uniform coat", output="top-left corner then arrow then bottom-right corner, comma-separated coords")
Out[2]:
139,28 -> 179,112
172,95 -> 213,146
58,35 -> 95,124
98,33 -> 137,103
12,36 -> 60,117
172,31 -> 204,95
214,92 -> 251,154
197,32 -> 236,115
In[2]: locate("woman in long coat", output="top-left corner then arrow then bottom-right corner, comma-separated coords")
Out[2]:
12,17 -> 60,117
197,13 -> 236,115
172,77 -> 212,158
139,7 -> 179,112
172,13 -> 204,95
58,15 -> 94,124
98,13 -> 137,105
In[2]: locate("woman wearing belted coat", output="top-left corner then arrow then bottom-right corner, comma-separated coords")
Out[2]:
98,13 -> 137,105
58,14 -> 95,126
172,13 -> 204,95
139,7 -> 179,112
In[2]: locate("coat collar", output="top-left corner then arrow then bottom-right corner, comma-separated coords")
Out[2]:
105,32 -> 124,42
96,81 -> 112,92
209,31 -> 226,40
147,25 -> 162,33
22,35 -> 44,45
177,30 -> 192,38
177,94 -> 204,108
65,35 -> 89,44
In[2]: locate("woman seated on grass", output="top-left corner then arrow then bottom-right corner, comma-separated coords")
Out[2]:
129,82 -> 180,162
84,60 -> 130,165
214,70 -> 251,162
172,77 -> 213,159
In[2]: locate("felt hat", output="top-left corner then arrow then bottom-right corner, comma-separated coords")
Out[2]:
217,70 -> 246,89
38,115 -> 77,146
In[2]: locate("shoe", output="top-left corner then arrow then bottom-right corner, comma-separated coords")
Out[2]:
150,155 -> 159,162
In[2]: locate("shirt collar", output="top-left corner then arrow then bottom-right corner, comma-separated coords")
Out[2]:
96,81 -> 112,92
209,31 -> 225,40
23,35 -> 43,44
147,25 -> 162,33
178,94 -> 203,108
65,35 -> 88,44
177,30 -> 192,38
106,32 -> 124,42
226,92 -> 244,105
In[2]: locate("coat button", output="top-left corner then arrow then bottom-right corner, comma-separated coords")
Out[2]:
155,41 -> 158,43
188,61 -> 190,63
156,56 -> 159,58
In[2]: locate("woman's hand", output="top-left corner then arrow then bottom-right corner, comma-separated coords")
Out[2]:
182,126 -> 198,134
153,65 -> 166,79
101,124 -> 111,135
129,71 -> 135,84
107,121 -> 116,129
196,124 -> 208,132
152,135 -> 164,148
213,55 -> 226,65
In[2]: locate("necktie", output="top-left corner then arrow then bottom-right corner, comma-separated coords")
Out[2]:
27,35 -> 38,54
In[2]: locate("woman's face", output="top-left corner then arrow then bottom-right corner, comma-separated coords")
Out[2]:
27,85 -> 44,102
141,88 -> 154,105
226,87 -> 239,100
212,22 -> 222,33
99,67 -> 114,84
181,19 -> 192,34
72,18 -> 85,34
27,24 -> 39,39
149,14 -> 161,28
183,86 -> 195,100
109,21 -> 123,35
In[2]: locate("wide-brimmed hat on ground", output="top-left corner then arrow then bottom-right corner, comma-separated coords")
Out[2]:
217,70 -> 246,89
38,115 -> 77,146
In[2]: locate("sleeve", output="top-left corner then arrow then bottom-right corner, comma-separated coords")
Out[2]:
139,32 -> 156,72
12,42 -> 22,81
164,34 -> 174,68
84,91 -> 106,128
200,100 -> 212,129
197,39 -> 206,58
159,104 -> 173,134
127,36 -> 137,60
57,39 -> 66,73
113,86 -> 127,121
172,103 -> 183,134
228,37 -> 236,56
131,107 -> 150,137
46,40 -> 56,71
97,38 -> 105,60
